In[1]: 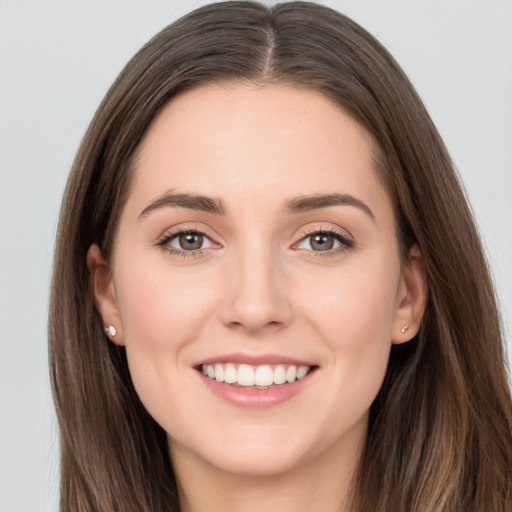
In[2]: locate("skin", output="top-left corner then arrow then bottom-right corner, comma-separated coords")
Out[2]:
88,83 -> 427,512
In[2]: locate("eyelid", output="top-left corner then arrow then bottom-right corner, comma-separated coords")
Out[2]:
156,224 -> 222,257
291,224 -> 354,254
155,222 -> 353,259
166,231 -> 216,250
157,223 -> 214,242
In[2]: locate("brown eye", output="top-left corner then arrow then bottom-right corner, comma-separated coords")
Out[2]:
295,229 -> 353,254
162,230 -> 215,253
309,234 -> 334,251
178,232 -> 204,250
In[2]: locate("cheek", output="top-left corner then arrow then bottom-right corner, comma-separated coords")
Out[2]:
302,258 -> 399,345
298,256 -> 399,399
112,261 -> 219,408
112,264 -> 217,427
115,262 -> 215,348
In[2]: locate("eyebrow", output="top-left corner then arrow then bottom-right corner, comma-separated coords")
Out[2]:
138,191 -> 227,219
138,191 -> 374,221
284,193 -> 375,221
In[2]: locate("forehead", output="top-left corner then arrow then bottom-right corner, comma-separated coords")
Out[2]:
128,83 -> 389,217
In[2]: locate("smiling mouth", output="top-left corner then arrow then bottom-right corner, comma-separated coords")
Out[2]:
198,363 -> 315,388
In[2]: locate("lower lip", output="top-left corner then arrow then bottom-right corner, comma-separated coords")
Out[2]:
198,370 -> 316,409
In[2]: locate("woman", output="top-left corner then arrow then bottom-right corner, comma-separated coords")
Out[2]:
48,1 -> 512,511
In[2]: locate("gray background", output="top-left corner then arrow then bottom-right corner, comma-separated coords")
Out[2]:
1,1 -> 511,510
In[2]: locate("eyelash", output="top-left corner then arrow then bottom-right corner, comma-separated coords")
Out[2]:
156,227 -> 354,259
295,228 -> 354,258
157,228 -> 214,259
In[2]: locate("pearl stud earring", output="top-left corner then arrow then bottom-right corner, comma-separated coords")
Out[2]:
401,325 -> 409,334
104,325 -> 117,337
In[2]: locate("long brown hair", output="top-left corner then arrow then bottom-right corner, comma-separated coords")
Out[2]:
48,2 -> 512,510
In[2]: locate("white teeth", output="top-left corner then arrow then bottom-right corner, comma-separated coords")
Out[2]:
224,363 -> 237,384
297,365 -> 309,379
214,364 -> 224,382
286,365 -> 297,383
254,365 -> 274,386
273,365 -> 286,385
200,362 -> 312,387
237,364 -> 254,386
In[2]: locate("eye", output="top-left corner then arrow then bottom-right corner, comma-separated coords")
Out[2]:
295,229 -> 353,253
158,228 -> 217,255
171,232 -> 208,251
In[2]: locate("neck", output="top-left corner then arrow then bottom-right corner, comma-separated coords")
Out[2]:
170,419 -> 366,512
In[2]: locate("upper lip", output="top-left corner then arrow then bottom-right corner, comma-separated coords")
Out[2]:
194,353 -> 317,367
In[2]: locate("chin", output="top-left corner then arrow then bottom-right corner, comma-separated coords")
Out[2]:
206,448 -> 307,477
169,427 -> 313,477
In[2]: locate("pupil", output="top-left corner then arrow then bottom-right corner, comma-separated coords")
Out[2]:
179,233 -> 203,250
311,234 -> 333,251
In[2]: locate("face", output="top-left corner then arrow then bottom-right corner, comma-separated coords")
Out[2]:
89,83 -> 425,478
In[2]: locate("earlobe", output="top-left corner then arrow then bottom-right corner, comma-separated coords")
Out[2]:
86,244 -> 124,346
392,244 -> 428,344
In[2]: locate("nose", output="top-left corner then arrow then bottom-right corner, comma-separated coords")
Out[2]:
218,243 -> 293,334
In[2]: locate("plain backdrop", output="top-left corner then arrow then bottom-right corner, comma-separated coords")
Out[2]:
0,1 -> 511,510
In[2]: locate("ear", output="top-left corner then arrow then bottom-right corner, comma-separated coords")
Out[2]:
392,244 -> 428,344
86,244 -> 124,346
